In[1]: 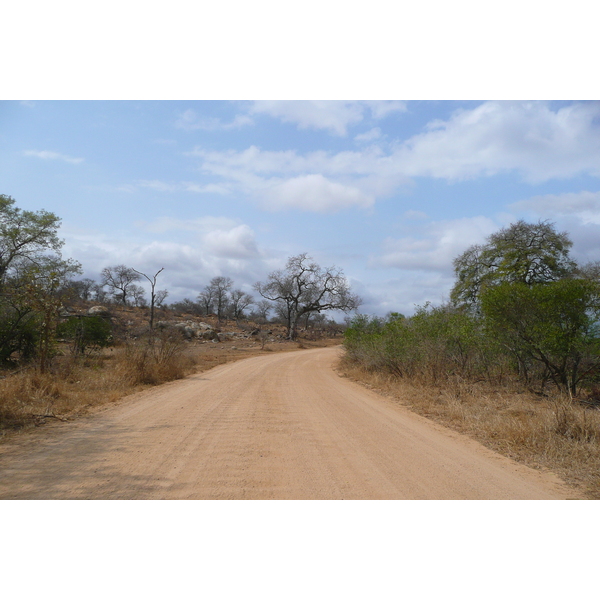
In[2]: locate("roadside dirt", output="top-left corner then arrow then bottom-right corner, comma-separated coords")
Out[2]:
0,346 -> 580,499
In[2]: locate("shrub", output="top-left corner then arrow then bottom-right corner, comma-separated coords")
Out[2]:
57,315 -> 113,356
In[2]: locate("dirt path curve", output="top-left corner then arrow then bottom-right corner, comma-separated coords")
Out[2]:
0,347 -> 579,499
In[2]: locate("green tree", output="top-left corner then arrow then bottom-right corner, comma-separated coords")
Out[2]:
57,315 -> 112,356
21,256 -> 82,371
0,196 -> 80,367
481,279 -> 600,396
451,220 -> 576,309
0,194 -> 63,286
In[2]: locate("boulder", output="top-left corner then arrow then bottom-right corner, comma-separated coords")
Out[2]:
200,329 -> 219,341
88,306 -> 110,317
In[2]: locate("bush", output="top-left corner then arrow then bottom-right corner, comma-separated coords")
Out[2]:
57,315 -> 113,356
117,331 -> 193,385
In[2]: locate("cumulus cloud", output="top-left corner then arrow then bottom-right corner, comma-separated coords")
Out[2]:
510,191 -> 600,224
22,150 -> 84,164
262,174 -> 374,212
365,101 -> 407,119
354,127 -> 382,143
203,224 -> 259,258
508,190 -> 600,264
135,217 -> 260,259
60,221 -> 267,302
189,144 -> 409,212
249,100 -> 407,136
185,102 -> 600,216
175,109 -> 253,131
371,216 -> 499,273
249,101 -> 364,136
397,101 -> 600,182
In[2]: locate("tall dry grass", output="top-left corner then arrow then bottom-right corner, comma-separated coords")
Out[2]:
340,356 -> 600,498
0,331 -> 196,435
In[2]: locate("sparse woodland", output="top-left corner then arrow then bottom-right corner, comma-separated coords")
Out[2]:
0,195 -> 348,434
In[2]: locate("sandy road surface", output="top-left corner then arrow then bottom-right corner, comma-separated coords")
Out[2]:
0,347 -> 579,499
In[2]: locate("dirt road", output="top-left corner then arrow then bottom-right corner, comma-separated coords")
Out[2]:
0,347 -> 578,499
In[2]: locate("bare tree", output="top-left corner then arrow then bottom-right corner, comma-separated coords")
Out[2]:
64,277 -> 96,301
228,289 -> 253,324
197,288 -> 215,315
130,284 -> 147,308
254,253 -> 361,340
253,299 -> 272,324
155,289 -> 168,308
207,276 -> 233,322
132,267 -> 165,329
101,265 -> 142,306
170,298 -> 201,315
91,283 -> 109,303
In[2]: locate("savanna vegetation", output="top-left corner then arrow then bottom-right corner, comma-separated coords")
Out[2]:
0,195 -> 349,436
343,220 -> 600,497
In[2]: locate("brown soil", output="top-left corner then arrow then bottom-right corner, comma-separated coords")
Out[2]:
0,347 -> 579,499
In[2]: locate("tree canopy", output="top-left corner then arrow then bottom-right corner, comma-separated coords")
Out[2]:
0,194 -> 63,286
451,220 -> 576,309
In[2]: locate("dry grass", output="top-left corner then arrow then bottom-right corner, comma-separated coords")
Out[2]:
339,356 -> 600,499
0,331 -> 340,440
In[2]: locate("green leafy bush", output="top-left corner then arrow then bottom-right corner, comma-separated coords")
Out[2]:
57,316 -> 113,356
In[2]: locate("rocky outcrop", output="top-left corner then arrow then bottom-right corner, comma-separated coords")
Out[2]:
172,320 -> 219,340
88,306 -> 111,317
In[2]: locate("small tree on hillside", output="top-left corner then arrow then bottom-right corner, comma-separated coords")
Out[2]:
228,289 -> 253,324
198,288 -> 215,315
101,265 -> 142,306
206,276 -> 233,322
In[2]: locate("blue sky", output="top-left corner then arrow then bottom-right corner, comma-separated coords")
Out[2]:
2,99 -> 600,316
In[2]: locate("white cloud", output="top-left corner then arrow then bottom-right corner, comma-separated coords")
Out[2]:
135,217 -> 260,258
22,150 -> 84,164
371,216 -> 499,273
134,180 -> 230,194
262,174 -> 374,212
61,222 -> 267,301
203,224 -> 259,258
249,100 -> 406,137
354,127 -> 382,143
509,191 -> 600,264
365,101 -> 407,119
175,109 -> 253,131
182,182 -> 230,195
397,101 -> 600,182
510,191 -> 600,224
187,102 -> 600,216
249,101 -> 365,136
189,144 -> 410,212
